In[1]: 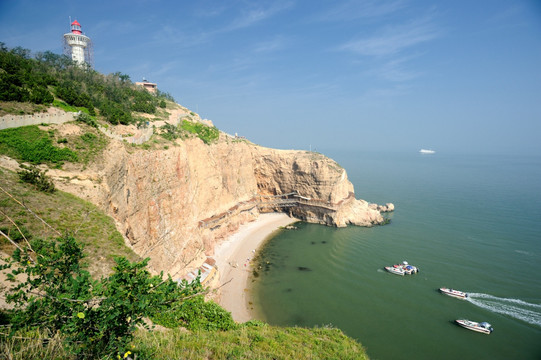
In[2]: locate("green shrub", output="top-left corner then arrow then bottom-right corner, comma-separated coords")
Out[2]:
180,120 -> 219,144
241,319 -> 267,328
151,295 -> 236,331
80,132 -> 97,143
76,112 -> 98,128
98,100 -> 132,125
1,235 -> 204,358
30,86 -> 54,104
17,165 -> 55,192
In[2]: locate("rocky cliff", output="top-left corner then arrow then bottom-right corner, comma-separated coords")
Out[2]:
252,147 -> 387,227
0,122 -> 392,277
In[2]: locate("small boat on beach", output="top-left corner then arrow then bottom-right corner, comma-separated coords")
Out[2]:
384,261 -> 419,276
455,319 -> 493,334
439,287 -> 468,299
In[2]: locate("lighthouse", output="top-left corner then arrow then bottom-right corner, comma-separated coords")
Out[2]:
63,20 -> 93,66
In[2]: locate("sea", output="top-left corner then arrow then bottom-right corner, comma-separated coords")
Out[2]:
250,151 -> 541,360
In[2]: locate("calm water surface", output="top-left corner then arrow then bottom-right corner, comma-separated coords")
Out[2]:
251,152 -> 541,360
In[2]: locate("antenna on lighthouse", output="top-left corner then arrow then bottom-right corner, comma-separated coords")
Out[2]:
63,19 -> 93,68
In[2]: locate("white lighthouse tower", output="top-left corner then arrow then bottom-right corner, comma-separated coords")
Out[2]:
63,20 -> 93,67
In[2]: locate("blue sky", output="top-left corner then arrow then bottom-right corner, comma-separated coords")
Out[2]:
1,0 -> 540,155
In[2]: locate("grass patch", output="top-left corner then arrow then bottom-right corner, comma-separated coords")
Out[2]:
0,126 -> 78,165
132,324 -> 369,360
180,119 -> 219,144
52,99 -> 90,114
0,168 -> 139,278
70,128 -> 109,164
0,328 -> 69,360
0,323 -> 369,360
0,124 -> 109,167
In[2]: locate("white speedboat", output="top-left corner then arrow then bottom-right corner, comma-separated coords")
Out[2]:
439,287 -> 468,299
385,266 -> 405,275
455,319 -> 493,334
384,261 -> 418,276
419,149 -> 435,154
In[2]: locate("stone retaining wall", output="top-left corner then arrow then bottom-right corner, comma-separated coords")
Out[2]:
0,111 -> 77,130
0,110 -> 154,145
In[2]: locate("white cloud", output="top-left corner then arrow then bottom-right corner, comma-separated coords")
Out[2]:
314,0 -> 405,22
150,2 -> 293,49
223,1 -> 293,32
371,55 -> 425,82
339,17 -> 439,57
253,36 -> 287,53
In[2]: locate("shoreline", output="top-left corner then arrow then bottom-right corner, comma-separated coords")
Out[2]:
214,213 -> 298,323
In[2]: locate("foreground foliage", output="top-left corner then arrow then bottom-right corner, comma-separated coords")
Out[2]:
0,234 -> 204,358
151,295 -> 236,332
129,322 -> 369,360
0,320 -> 369,360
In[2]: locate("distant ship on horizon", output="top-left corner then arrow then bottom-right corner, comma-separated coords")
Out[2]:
419,149 -> 436,154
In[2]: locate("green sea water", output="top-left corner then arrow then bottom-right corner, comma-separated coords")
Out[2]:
250,151 -> 541,360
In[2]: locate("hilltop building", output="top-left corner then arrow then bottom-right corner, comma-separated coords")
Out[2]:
63,19 -> 93,67
135,78 -> 158,93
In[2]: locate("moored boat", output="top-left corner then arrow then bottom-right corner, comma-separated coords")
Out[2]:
439,287 -> 468,299
385,266 -> 405,275
455,319 -> 493,334
384,261 -> 418,275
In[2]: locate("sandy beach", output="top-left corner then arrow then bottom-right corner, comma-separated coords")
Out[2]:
214,213 -> 298,323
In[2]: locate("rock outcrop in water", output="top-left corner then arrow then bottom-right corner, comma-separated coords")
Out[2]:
0,121 -> 392,277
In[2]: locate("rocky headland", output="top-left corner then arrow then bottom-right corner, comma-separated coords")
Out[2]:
0,110 -> 393,280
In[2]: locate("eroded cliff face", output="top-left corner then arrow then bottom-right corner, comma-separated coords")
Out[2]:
252,147 -> 384,227
17,132 -> 390,276
253,148 -> 352,203
98,138 -> 261,275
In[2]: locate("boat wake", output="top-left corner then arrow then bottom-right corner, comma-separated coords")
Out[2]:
467,293 -> 541,327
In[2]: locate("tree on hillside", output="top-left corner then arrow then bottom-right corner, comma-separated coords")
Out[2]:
1,45 -> 175,125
